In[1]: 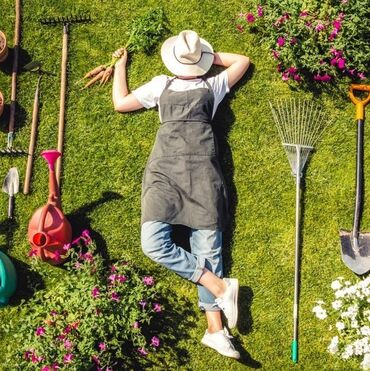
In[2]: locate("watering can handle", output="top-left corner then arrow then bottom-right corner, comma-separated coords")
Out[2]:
349,84 -> 370,121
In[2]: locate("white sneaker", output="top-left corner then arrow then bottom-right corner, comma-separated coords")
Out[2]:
201,327 -> 240,359
215,278 -> 239,329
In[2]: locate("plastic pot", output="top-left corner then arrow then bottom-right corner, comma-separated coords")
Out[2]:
0,31 -> 8,63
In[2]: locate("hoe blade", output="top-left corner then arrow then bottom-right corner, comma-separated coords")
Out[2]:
340,229 -> 370,275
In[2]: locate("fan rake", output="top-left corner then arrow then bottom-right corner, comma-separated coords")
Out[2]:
269,98 -> 330,364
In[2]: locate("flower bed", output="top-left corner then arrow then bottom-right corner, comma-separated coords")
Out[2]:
236,1 -> 369,87
2,231 -> 162,370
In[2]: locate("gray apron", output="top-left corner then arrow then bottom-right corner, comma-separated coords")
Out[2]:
141,77 -> 228,230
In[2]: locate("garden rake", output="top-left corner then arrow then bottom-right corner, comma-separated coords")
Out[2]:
40,14 -> 91,186
269,98 -> 330,364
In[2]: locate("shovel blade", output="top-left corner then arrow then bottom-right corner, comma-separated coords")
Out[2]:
2,167 -> 19,196
340,229 -> 370,275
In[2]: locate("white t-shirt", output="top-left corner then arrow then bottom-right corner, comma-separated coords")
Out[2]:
132,70 -> 230,119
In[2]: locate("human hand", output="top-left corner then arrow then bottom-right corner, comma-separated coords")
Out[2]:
112,48 -> 128,67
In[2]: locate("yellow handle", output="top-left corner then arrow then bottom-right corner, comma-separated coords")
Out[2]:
349,84 -> 370,120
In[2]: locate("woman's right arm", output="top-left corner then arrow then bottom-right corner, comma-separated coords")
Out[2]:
112,49 -> 144,113
213,52 -> 250,89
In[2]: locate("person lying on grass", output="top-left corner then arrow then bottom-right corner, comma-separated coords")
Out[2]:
112,30 -> 250,359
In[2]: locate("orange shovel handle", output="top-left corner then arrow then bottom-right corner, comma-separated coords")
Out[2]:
349,84 -> 370,121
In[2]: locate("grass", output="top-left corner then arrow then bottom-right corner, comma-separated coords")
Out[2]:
0,0 -> 367,370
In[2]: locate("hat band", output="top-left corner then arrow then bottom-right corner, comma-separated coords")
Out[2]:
173,46 -> 213,65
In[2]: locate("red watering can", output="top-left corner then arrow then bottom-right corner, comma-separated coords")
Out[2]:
28,150 -> 72,264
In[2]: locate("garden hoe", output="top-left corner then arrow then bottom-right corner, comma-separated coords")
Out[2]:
270,98 -> 330,364
40,14 -> 91,186
2,167 -> 19,219
340,84 -> 370,275
1,0 -> 27,156
23,61 -> 55,194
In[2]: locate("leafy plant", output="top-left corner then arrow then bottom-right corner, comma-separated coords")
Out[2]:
313,276 -> 370,370
2,231 -> 162,370
236,1 -> 370,88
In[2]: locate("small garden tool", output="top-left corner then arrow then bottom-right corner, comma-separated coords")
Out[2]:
0,249 -> 17,307
28,150 -> 72,265
270,98 -> 330,364
40,14 -> 91,185
23,61 -> 55,194
2,167 -> 19,219
340,84 -> 370,275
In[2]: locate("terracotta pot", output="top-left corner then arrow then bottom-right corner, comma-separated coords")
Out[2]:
0,31 -> 8,63
0,91 -> 4,117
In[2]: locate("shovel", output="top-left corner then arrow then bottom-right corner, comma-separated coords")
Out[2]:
340,84 -> 370,275
2,167 -> 19,219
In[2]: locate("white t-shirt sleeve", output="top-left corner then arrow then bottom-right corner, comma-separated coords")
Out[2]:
207,70 -> 230,113
132,75 -> 168,109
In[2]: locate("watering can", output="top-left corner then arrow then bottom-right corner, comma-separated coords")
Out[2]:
28,150 -> 72,264
0,250 -> 17,307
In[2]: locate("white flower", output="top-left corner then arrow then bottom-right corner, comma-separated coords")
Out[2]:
342,344 -> 354,359
332,300 -> 343,310
361,327 -> 370,336
361,353 -> 370,370
335,289 -> 345,299
336,321 -> 345,331
331,280 -> 342,290
328,336 -> 339,354
312,305 -> 327,320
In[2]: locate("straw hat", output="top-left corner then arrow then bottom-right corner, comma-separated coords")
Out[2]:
161,30 -> 214,77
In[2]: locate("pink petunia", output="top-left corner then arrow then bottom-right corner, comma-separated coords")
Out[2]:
138,347 -> 148,356
139,300 -> 147,309
117,274 -> 127,283
293,74 -> 302,82
63,339 -> 73,350
31,353 -> 43,363
321,74 -> 332,82
337,58 -> 346,69
358,72 -> 366,80
287,66 -> 297,75
238,12 -> 245,18
92,355 -> 100,365
281,72 -> 290,81
91,287 -> 100,298
143,276 -> 155,286
153,303 -> 162,312
133,321 -> 141,328
108,274 -> 117,282
63,354 -> 73,363
41,366 -> 51,371
271,50 -> 279,60
81,229 -> 92,245
290,37 -> 297,45
98,342 -> 106,351
28,249 -> 37,257
315,23 -> 325,32
35,326 -> 45,336
51,364 -> 60,370
111,292 -> 120,302
110,264 -> 117,272
277,37 -> 285,47
63,243 -> 71,251
236,24 -> 244,33
299,10 -> 309,17
257,5 -> 263,17
328,29 -> 338,41
245,13 -> 255,23
151,336 -> 160,348
333,20 -> 342,30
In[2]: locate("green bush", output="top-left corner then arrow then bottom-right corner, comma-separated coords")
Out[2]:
2,232 -> 161,370
236,0 -> 370,87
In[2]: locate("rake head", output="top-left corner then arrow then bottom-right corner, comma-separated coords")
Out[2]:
40,14 -> 92,25
0,148 -> 28,156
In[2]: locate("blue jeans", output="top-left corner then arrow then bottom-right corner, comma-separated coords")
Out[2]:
141,221 -> 223,312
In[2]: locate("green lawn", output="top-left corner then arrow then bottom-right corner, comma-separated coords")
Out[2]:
0,0 -> 367,370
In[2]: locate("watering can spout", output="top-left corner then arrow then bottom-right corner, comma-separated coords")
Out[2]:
41,150 -> 61,208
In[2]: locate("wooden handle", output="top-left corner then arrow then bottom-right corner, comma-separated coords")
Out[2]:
23,77 -> 41,194
56,24 -> 68,186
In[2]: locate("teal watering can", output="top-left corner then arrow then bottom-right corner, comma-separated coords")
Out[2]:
0,250 -> 17,307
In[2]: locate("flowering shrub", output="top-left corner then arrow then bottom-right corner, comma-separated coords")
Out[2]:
3,231 -> 162,370
236,1 -> 369,86
313,276 -> 370,370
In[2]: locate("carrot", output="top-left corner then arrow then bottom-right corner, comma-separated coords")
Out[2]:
75,65 -> 105,85
81,70 -> 105,90
99,66 -> 114,86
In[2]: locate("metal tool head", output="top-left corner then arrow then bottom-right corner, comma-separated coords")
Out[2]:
23,61 -> 55,76
340,229 -> 370,275
40,13 -> 92,26
2,167 -> 19,197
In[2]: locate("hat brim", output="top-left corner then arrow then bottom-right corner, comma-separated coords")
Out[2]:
161,35 -> 214,77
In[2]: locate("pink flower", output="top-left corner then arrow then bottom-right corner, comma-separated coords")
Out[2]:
108,274 -> 117,282
153,303 -> 162,312
74,262 -> 81,269
333,20 -> 342,30
42,366 -> 51,371
92,355 -> 100,365
337,58 -> 346,69
287,66 -> 297,75
271,50 -> 279,60
281,72 -> 289,81
139,300 -> 147,309
35,326 -> 45,336
63,243 -> 71,251
277,37 -> 285,47
257,5 -> 263,17
50,310 -> 58,317
321,74 -> 332,82
293,74 -> 302,82
358,72 -> 366,80
238,12 -> 245,18
138,347 -> 148,356
63,353 -> 73,363
328,29 -> 338,41
98,342 -> 106,351
51,364 -> 60,370
151,336 -> 160,348
28,249 -> 37,257
143,276 -> 155,286
24,350 -> 33,360
299,10 -> 309,17
111,292 -> 120,302
110,264 -> 117,272
117,275 -> 127,283
245,13 -> 255,23
330,58 -> 337,66
236,25 -> 244,32
81,229 -> 92,245
63,325 -> 72,334
92,286 -> 100,298
315,23 -> 325,32
290,37 -> 297,45
63,339 -> 73,350
133,321 -> 141,328
31,353 -> 43,363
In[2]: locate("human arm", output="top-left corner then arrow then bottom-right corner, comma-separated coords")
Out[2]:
112,48 -> 144,113
213,52 -> 250,89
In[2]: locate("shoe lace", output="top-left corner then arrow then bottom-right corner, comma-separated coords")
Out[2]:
222,327 -> 233,339
214,297 -> 225,311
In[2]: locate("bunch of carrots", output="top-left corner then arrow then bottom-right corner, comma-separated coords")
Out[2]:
77,52 -> 123,89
